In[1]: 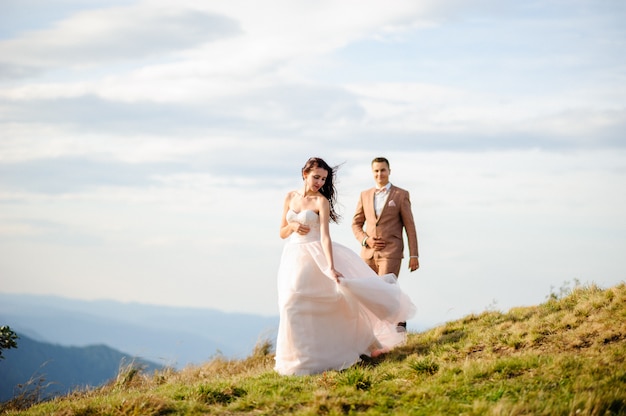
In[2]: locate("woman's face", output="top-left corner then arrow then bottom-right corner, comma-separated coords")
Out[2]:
305,167 -> 328,193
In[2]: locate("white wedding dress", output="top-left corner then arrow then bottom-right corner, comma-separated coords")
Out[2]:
274,209 -> 416,375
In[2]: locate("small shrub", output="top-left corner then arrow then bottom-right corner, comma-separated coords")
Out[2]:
0,325 -> 19,359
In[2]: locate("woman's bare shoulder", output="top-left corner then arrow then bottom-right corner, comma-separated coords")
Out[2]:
285,190 -> 300,200
315,194 -> 329,209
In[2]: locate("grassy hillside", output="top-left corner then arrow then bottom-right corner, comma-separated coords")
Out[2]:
2,282 -> 625,415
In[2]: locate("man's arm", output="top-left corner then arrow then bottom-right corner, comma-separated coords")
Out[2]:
352,193 -> 368,245
400,191 -> 418,258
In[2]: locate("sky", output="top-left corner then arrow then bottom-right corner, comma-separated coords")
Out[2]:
1,0 -> 625,331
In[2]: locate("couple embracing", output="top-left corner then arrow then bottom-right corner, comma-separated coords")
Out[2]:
274,156 -> 420,376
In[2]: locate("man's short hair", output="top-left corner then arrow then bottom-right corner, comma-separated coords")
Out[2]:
371,157 -> 390,167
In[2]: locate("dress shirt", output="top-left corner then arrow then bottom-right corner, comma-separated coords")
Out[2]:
374,183 -> 391,217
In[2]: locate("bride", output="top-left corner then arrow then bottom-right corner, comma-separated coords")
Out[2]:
274,157 -> 416,375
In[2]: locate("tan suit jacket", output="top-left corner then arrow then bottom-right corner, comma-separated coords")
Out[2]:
352,185 -> 418,260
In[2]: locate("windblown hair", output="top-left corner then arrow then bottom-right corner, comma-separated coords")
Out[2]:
302,157 -> 340,223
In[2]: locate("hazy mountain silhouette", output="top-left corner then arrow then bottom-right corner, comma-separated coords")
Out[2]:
0,293 -> 279,370
0,334 -> 162,402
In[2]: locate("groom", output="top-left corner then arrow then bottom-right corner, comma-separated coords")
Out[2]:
352,157 -> 419,330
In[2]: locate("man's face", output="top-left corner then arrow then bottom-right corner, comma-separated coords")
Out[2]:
371,161 -> 390,188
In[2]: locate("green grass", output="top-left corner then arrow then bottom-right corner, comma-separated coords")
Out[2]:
2,282 -> 625,415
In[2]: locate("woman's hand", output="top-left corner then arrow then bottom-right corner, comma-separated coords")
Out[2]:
330,268 -> 343,283
292,222 -> 311,235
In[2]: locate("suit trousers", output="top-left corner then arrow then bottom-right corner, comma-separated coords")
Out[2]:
364,256 -> 402,279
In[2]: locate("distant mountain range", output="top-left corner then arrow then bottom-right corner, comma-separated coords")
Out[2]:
0,334 -> 161,402
0,293 -> 280,369
0,293 -> 280,402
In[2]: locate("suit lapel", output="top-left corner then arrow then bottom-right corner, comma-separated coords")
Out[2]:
365,188 -> 377,221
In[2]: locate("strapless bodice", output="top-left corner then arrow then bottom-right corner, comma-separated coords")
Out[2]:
287,209 -> 320,243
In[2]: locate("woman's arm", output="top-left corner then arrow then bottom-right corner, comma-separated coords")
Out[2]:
279,192 -> 295,239
318,197 -> 342,281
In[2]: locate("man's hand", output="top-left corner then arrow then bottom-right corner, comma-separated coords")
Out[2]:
371,237 -> 386,250
409,257 -> 419,272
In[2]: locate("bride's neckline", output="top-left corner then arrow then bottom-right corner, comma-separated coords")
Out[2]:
289,208 -> 319,216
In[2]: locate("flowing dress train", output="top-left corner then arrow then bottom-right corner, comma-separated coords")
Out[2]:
274,209 -> 416,375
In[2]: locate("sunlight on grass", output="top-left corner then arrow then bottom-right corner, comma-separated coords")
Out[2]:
2,282 -> 624,415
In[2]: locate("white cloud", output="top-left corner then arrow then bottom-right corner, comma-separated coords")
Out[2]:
0,4 -> 240,69
1,0 -> 625,330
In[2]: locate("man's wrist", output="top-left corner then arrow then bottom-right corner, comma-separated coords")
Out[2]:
361,236 -> 369,247
409,255 -> 419,259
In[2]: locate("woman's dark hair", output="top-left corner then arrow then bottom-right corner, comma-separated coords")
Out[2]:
302,157 -> 340,223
